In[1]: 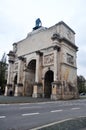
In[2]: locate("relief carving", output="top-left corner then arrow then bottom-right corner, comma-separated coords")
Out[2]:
44,53 -> 54,65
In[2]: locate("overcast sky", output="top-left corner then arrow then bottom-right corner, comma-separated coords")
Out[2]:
0,0 -> 86,78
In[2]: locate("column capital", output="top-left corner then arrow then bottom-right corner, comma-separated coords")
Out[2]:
7,51 -> 15,57
53,45 -> 60,52
8,60 -> 14,64
18,56 -> 26,62
36,51 -> 43,56
51,33 -> 61,41
8,51 -> 15,63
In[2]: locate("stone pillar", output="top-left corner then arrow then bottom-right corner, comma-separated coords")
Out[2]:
32,51 -> 43,98
51,46 -> 61,100
53,46 -> 58,81
51,46 -> 58,99
4,51 -> 15,96
14,56 -> 24,96
35,52 -> 40,83
22,62 -> 27,96
32,82 -> 43,98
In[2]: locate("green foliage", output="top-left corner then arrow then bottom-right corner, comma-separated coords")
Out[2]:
0,53 -> 7,94
77,75 -> 86,93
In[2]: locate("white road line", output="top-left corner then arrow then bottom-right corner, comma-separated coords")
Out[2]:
20,106 -> 42,109
51,109 -> 63,113
71,107 -> 80,110
30,118 -> 73,130
0,116 -> 6,119
22,112 -> 39,116
0,104 -> 10,106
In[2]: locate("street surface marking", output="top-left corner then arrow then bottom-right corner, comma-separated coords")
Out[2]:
71,107 -> 80,110
30,118 -> 73,130
0,104 -> 10,106
20,106 -> 42,109
0,116 -> 6,119
51,109 -> 63,113
22,112 -> 39,116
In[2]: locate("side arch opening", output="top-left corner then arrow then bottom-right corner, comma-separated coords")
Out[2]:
44,70 -> 54,98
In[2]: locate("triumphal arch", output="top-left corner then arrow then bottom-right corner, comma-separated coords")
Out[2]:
5,19 -> 79,100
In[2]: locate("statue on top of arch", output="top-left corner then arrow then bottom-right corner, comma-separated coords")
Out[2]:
33,18 -> 42,30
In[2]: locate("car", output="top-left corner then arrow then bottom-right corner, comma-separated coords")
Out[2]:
80,92 -> 86,96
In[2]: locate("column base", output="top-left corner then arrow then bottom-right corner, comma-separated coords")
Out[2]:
32,82 -> 43,98
32,93 -> 42,98
14,85 -> 18,96
4,84 -> 13,96
14,84 -> 23,96
51,94 -> 61,100
4,86 -> 8,96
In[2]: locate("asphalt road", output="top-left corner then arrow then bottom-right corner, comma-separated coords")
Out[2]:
0,99 -> 86,130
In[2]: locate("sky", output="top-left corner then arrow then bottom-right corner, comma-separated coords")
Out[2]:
0,0 -> 86,78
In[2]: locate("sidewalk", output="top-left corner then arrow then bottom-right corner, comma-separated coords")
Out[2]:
0,95 -> 86,104
0,95 -> 52,104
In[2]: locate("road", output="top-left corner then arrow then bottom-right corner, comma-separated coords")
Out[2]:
0,99 -> 86,130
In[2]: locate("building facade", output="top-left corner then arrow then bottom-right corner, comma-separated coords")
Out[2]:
5,20 -> 79,100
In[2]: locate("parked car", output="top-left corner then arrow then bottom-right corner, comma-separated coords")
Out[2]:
80,92 -> 86,96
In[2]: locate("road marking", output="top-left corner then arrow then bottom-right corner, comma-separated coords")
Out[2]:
30,118 -> 73,130
71,107 -> 80,110
22,112 -> 39,116
0,116 -> 6,119
51,109 -> 63,113
0,104 -> 10,106
20,106 -> 42,109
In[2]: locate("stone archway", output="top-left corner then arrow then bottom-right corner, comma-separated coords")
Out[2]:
14,74 -> 17,95
44,70 -> 54,98
25,59 -> 36,96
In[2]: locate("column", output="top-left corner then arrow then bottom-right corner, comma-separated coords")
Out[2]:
22,63 -> 27,96
33,51 -> 43,98
14,59 -> 21,96
7,62 -> 13,85
4,51 -> 15,96
4,61 -> 13,96
14,56 -> 24,96
17,58 -> 22,84
54,46 -> 58,81
51,46 -> 61,100
35,52 -> 40,83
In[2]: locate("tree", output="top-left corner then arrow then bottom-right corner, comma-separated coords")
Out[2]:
0,53 -> 7,94
77,75 -> 86,93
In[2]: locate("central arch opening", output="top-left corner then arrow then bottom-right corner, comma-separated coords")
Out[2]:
14,74 -> 17,95
44,70 -> 54,98
25,59 -> 36,96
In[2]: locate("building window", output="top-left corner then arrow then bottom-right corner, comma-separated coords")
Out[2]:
67,53 -> 74,65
